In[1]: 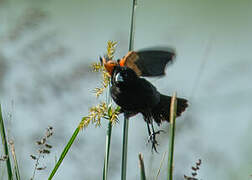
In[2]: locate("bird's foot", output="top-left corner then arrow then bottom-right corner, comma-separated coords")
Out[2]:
147,130 -> 165,153
147,129 -> 165,142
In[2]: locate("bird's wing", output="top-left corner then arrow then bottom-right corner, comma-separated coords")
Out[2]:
119,48 -> 175,77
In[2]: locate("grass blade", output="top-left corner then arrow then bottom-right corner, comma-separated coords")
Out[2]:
155,151 -> 167,180
9,140 -> 21,180
0,104 -> 13,180
167,92 -> 177,180
138,153 -> 146,180
128,0 -> 137,51
48,127 -> 80,180
121,0 -> 137,179
103,121 -> 112,180
121,114 -> 129,180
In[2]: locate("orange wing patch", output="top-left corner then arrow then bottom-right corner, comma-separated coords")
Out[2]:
120,51 -> 142,76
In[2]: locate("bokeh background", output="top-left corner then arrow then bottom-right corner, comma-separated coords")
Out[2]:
1,0 -> 252,179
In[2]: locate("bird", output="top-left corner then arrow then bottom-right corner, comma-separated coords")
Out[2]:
101,49 -> 188,151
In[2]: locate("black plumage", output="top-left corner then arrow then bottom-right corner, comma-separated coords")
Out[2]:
110,65 -> 188,151
135,50 -> 175,77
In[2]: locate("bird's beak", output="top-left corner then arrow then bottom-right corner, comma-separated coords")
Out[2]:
115,73 -> 124,82
103,58 -> 117,75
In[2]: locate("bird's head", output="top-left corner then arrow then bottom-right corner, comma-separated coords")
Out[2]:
112,66 -> 138,86
100,56 -> 118,76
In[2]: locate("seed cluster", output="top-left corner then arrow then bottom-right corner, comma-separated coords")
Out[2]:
184,159 -> 202,180
30,126 -> 54,180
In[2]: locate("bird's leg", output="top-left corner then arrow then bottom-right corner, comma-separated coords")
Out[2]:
146,120 -> 159,152
146,121 -> 156,146
147,121 -> 166,152
146,122 -> 156,150
146,122 -> 152,137
151,122 -> 166,136
143,112 -> 164,152
150,121 -> 159,152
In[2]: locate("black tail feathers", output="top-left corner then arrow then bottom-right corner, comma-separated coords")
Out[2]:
151,94 -> 188,124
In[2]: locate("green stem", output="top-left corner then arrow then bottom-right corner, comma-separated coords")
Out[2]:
121,0 -> 137,179
0,104 -> 13,180
138,153 -> 146,180
103,78 -> 113,180
155,151 -> 167,180
128,0 -> 137,51
121,114 -> 129,180
9,140 -> 21,180
167,93 -> 177,180
48,127 -> 80,180
103,121 -> 112,180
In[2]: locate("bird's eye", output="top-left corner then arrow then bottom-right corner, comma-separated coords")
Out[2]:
115,73 -> 124,82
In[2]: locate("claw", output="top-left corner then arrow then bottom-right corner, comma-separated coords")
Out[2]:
147,130 -> 165,142
145,119 -> 166,152
147,129 -> 165,153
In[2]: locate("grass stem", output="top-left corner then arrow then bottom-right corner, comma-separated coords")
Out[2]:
48,127 -> 80,180
121,114 -> 129,180
138,153 -> 146,180
103,121 -> 112,180
0,104 -> 13,180
121,0 -> 137,179
128,0 -> 137,51
155,151 -> 167,180
167,92 -> 177,180
9,140 -> 21,180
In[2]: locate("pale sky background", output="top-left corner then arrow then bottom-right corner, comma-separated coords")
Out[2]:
0,0 -> 252,179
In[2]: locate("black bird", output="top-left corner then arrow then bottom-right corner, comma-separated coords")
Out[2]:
110,65 -> 188,151
102,49 -> 188,151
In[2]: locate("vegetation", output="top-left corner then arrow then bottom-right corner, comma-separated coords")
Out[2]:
0,0 -> 203,180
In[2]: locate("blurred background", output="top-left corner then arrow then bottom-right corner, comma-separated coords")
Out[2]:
0,0 -> 252,179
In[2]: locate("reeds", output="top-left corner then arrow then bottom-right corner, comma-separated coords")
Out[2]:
138,153 -> 146,180
48,127 -> 79,180
103,121 -> 112,180
48,40 -> 120,179
167,93 -> 177,180
0,104 -> 13,180
9,140 -> 21,180
121,0 -> 137,179
1,92 -> 180,180
102,39 -> 119,180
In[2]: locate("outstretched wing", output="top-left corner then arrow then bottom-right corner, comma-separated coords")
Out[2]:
120,48 -> 175,77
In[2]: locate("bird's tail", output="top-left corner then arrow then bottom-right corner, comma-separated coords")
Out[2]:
151,94 -> 188,124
